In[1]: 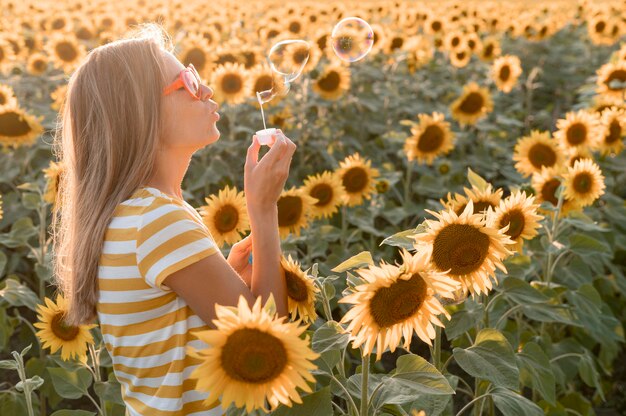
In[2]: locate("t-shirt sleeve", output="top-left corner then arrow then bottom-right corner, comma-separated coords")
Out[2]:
135,200 -> 219,291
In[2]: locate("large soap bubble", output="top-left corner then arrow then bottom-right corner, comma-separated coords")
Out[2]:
331,17 -> 374,63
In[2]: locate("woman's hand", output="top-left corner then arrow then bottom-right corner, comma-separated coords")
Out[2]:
226,234 -> 253,288
244,129 -> 296,215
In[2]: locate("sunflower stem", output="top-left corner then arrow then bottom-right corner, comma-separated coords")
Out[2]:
433,325 -> 442,371
360,350 -> 370,416
341,205 -> 348,248
402,160 -> 412,229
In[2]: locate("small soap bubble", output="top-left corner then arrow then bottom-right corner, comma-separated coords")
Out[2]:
331,17 -> 374,63
268,39 -> 311,83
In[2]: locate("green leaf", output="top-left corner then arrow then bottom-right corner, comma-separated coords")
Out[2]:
0,251 -> 7,278
521,303 -> 580,326
445,299 -> 484,340
271,386 -> 332,416
15,375 -> 44,392
567,233 -> 610,256
467,167 -> 488,192
312,321 -> 351,354
380,229 -> 416,250
22,192 -> 41,210
16,182 -> 41,193
0,278 -> 41,312
409,374 -> 459,416
577,350 -> 605,401
331,251 -> 374,272
50,411 -> 97,416
322,280 -> 335,300
501,277 -> 549,305
0,359 -> 17,370
94,380 -> 124,406
48,367 -> 93,399
516,342 -> 556,405
0,217 -> 38,248
490,387 -> 543,416
452,329 -> 519,389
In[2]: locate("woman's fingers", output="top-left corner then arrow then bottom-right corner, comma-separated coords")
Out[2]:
245,135 -> 261,173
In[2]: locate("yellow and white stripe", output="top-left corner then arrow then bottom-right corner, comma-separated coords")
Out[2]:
96,187 -> 223,415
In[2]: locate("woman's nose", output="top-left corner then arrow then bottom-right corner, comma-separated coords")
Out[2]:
201,85 -> 213,101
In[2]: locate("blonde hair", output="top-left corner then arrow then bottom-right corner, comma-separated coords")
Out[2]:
51,23 -> 174,326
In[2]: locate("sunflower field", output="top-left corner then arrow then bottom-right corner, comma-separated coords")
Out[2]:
1,0 -> 626,415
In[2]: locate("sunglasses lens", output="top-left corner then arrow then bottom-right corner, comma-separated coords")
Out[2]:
182,70 -> 199,96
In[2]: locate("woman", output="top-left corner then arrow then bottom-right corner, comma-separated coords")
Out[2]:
50,23 -> 296,415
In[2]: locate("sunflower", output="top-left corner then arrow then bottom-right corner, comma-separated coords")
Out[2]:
336,153 -> 380,207
412,200 -> 514,296
0,105 -> 44,149
280,254 -> 320,324
531,167 -> 581,216
276,187 -> 317,239
598,107 -> 625,155
268,106 -> 294,131
338,249 -> 460,361
51,84 -> 68,112
596,61 -> 626,98
43,160 -> 64,211
563,159 -> 606,207
405,35 -> 434,72
491,55 -> 522,93
441,183 -> 503,215
565,146 -> 594,168
368,23 -> 388,55
249,65 -> 284,107
592,94 -> 625,114
25,52 -> 48,76
423,14 -> 447,36
404,112 -> 455,165
312,64 -> 351,101
444,30 -> 465,52
491,190 -> 543,253
449,48 -> 471,68
187,294 -> 319,414
554,110 -> 603,151
513,130 -> 564,177
300,171 -> 346,220
199,185 -> 250,248
0,84 -> 17,108
0,38 -> 16,74
46,33 -> 86,73
211,62 -> 250,105
450,82 -> 494,126
178,35 -> 213,79
33,294 -> 97,361
478,36 -> 501,61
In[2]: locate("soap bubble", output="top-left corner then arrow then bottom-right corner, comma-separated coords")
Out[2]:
256,39 -> 310,105
331,17 -> 374,63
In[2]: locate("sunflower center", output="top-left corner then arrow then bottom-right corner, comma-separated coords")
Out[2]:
184,47 -> 207,72
499,209 -> 525,240
528,143 -> 557,168
342,167 -> 368,193
216,53 -> 238,65
51,313 -> 80,341
417,125 -> 444,152
293,47 -> 309,64
0,93 -> 6,105
605,70 -> 626,90
459,92 -> 484,115
390,37 -> 404,50
213,204 -> 239,233
222,73 -> 243,94
606,120 -> 621,144
55,42 -> 78,62
0,111 -> 34,136
285,270 -> 308,301
499,65 -> 511,81
369,273 -> 427,328
289,21 -> 301,34
52,18 -> 66,30
432,224 -> 490,275
277,195 -> 303,227
541,178 -> 560,205
595,21 -> 606,33
483,44 -> 494,58
566,123 -> 587,145
317,71 -> 340,92
310,184 -> 333,206
220,328 -> 287,384
573,172 -> 592,194
254,75 -> 273,93
33,59 -> 46,72
451,37 -> 460,47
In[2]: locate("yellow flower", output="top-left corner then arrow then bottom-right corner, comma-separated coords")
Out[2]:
336,153 -> 380,207
211,62 -> 250,105
513,130 -> 564,177
301,171 -> 346,219
531,167 -> 581,216
46,33 -> 86,73
441,183 -> 503,215
178,34 -> 213,79
554,110 -> 603,151
277,187 -> 317,239
0,105 -> 44,149
0,84 -> 17,108
0,37 -> 16,75
187,294 -> 319,413
449,48 -> 471,68
596,61 -> 626,98
43,160 -> 64,211
339,249 -> 460,361
404,112 -> 455,165
26,52 -> 49,76
450,82 -> 493,126
491,55 -> 522,93
412,200 -> 514,296
249,64 -> 285,108
563,159 -> 606,207
598,107 -> 625,155
51,84 -> 68,112
492,190 -> 543,253
478,36 -> 501,61
312,64 -> 351,101
33,294 -> 97,361
281,254 -> 320,324
199,185 -> 250,248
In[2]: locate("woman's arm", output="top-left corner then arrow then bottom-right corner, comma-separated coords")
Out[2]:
248,205 -> 288,318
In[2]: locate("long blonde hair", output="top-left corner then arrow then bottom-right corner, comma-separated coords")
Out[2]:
51,24 -> 173,326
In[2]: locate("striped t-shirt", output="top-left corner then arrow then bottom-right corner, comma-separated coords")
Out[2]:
96,186 -> 224,416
